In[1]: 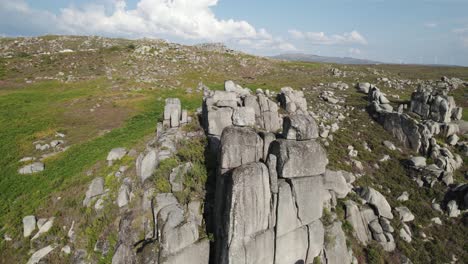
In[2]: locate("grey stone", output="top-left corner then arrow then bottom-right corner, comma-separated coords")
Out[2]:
324,221 -> 352,264
283,113 -> 319,140
161,239 -> 210,264
275,226 -> 309,264
232,107 -> 256,127
18,162 -> 45,174
206,107 -> 233,136
379,218 -> 394,233
399,224 -> 412,243
276,181 -> 302,237
83,177 -> 105,207
395,207 -> 415,222
136,149 -> 158,183
447,200 -> 460,217
228,229 -> 275,264
408,156 -> 426,167
169,162 -> 192,192
23,215 -> 36,237
307,220 -> 325,260
322,170 -> 351,199
368,219 -> 383,234
164,98 -> 182,128
270,139 -> 328,178
359,187 -> 394,219
106,148 -> 127,162
224,80 -> 251,96
357,82 -> 371,93
431,217 -> 442,225
31,217 -> 54,240
219,126 -> 263,169
216,163 -> 271,263
27,245 -> 56,264
344,201 -> 371,245
278,87 -> 307,113
383,140 -> 396,151
267,154 -> 279,194
397,191 -> 409,202
117,183 -> 131,208
290,176 -> 329,225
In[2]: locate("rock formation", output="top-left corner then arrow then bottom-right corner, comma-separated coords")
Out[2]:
203,81 -> 355,264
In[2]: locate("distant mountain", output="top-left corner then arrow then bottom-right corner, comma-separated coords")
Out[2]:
270,53 -> 381,65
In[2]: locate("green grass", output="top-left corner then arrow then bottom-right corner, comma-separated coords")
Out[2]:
0,79 -> 204,234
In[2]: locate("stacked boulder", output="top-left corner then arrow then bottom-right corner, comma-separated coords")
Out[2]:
202,81 -> 282,151
344,188 -> 396,252
409,85 -> 462,123
204,82 -> 355,264
163,98 -> 189,128
367,85 -> 463,187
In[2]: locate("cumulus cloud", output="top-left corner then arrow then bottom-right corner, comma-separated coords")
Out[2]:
0,0 -> 295,52
289,29 -> 368,45
348,48 -> 361,55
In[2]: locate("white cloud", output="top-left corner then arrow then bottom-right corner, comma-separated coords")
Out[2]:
349,48 -> 361,55
289,29 -> 368,45
424,22 -> 438,28
0,0 -> 296,52
453,26 -> 468,34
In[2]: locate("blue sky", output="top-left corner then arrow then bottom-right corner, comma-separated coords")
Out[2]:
1,0 -> 468,66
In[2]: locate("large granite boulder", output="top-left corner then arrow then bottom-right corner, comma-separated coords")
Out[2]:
205,106 -> 233,136
161,239 -> 210,264
344,200 -> 372,245
216,162 -> 272,263
219,126 -> 263,170
275,226 -> 309,264
278,87 -> 307,113
324,221 -> 352,264
283,113 -> 319,140
270,139 -> 328,178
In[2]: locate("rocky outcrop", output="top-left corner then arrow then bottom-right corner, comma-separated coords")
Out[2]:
205,82 -> 353,264
366,84 -> 464,191
202,81 -> 282,138
163,98 -> 190,128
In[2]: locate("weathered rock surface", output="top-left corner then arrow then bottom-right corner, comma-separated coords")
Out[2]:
23,215 -> 36,238
83,177 -> 105,207
18,162 -> 45,174
219,126 -> 263,169
27,245 -> 56,264
270,139 -> 328,178
359,187 -> 394,219
283,113 -> 319,140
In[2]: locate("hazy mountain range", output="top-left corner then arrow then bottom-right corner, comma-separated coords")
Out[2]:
271,53 -> 381,65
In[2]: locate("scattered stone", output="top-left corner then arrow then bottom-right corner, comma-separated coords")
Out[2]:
431,217 -> 442,225
447,200 -> 460,217
397,191 -> 409,202
106,148 -> 127,165
83,177 -> 105,207
31,217 -> 54,240
383,141 -> 396,151
408,156 -> 426,167
18,162 -> 45,174
27,245 -> 56,264
395,207 -> 415,222
23,215 -> 36,237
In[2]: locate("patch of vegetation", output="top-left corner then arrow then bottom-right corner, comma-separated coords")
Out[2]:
366,242 -> 385,264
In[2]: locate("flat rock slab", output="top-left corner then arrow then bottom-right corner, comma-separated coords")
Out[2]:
18,162 -> 45,174
270,139 -> 328,178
